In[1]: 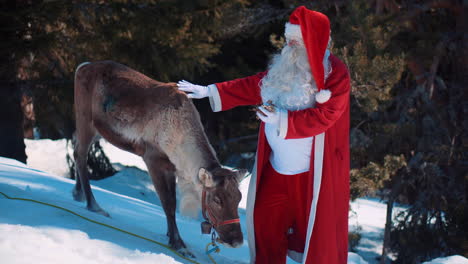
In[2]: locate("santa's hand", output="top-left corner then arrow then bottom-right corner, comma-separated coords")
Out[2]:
256,106 -> 280,125
177,80 -> 211,99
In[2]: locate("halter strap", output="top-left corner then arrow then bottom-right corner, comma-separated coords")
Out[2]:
202,189 -> 240,228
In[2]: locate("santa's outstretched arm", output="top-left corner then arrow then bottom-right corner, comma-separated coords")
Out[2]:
178,72 -> 267,112
207,72 -> 267,112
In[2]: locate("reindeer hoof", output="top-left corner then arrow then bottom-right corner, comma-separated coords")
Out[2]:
87,205 -> 110,218
72,188 -> 85,202
176,248 -> 195,258
170,240 -> 195,258
91,208 -> 110,218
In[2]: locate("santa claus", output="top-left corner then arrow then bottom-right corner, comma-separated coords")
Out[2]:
178,6 -> 350,264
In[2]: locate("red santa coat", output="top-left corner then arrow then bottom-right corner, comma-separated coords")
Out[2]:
209,54 -> 350,264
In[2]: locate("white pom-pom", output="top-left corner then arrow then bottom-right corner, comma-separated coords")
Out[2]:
315,89 -> 331,103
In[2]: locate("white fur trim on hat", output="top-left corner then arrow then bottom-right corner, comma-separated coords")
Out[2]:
315,89 -> 331,103
285,22 -> 302,41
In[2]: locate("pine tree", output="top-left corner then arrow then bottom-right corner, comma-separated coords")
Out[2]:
324,1 -> 467,262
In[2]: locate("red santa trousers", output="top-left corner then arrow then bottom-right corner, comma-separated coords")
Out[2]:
254,161 -> 312,264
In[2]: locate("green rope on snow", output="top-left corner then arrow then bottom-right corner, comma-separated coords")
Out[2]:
0,191 -> 216,264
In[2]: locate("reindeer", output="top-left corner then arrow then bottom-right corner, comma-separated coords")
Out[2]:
73,61 -> 246,257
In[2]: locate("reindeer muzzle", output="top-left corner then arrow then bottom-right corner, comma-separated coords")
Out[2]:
201,221 -> 213,234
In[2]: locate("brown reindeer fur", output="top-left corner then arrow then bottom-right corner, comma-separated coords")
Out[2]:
73,61 -> 244,255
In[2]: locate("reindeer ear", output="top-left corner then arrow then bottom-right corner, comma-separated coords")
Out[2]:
198,168 -> 215,188
236,169 -> 248,182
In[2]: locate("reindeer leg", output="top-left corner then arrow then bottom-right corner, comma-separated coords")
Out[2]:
144,152 -> 195,258
72,149 -> 85,203
74,139 -> 110,217
73,124 -> 109,217
73,137 -> 90,203
73,65 -> 109,217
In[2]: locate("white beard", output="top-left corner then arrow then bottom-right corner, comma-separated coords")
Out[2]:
260,44 -> 331,111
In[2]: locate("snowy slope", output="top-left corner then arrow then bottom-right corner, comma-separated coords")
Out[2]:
0,157 -> 247,264
0,139 -> 465,264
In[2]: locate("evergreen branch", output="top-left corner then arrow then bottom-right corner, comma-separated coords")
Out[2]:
400,0 -> 461,23
223,134 -> 257,145
0,79 -> 73,86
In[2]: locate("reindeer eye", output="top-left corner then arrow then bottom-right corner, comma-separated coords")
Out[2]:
213,196 -> 222,205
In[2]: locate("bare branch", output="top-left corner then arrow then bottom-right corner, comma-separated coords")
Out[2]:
426,35 -> 451,98
376,0 -> 384,15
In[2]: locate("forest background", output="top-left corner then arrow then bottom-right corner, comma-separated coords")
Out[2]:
1,0 -> 466,263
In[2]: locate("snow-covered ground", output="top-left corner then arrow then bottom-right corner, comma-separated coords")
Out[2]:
0,139 -> 465,264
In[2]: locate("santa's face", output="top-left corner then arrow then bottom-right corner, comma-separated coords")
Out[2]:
260,35 -> 318,111
287,39 -> 300,47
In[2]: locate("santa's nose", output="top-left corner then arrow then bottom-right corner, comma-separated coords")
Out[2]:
288,39 -> 299,46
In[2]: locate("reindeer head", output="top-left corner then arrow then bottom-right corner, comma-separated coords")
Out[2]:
198,167 -> 247,248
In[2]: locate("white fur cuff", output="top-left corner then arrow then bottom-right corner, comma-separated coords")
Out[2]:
208,84 -> 222,112
285,22 -> 302,41
278,108 -> 288,139
315,89 -> 331,104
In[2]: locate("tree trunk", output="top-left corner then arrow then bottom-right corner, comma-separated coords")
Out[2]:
0,85 -> 27,163
380,197 -> 394,264
0,0 -> 28,163
381,173 -> 403,264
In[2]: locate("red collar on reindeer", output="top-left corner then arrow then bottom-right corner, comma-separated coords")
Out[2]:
286,6 -> 332,104
201,189 -> 240,234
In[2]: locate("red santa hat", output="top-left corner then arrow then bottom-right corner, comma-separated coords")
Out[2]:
286,6 -> 331,104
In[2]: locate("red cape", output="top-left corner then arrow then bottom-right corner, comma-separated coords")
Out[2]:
211,54 -> 350,264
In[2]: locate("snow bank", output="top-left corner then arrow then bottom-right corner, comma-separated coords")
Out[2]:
15,139 -> 465,264
422,255 -> 468,264
25,139 -> 73,178
0,224 -> 181,264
